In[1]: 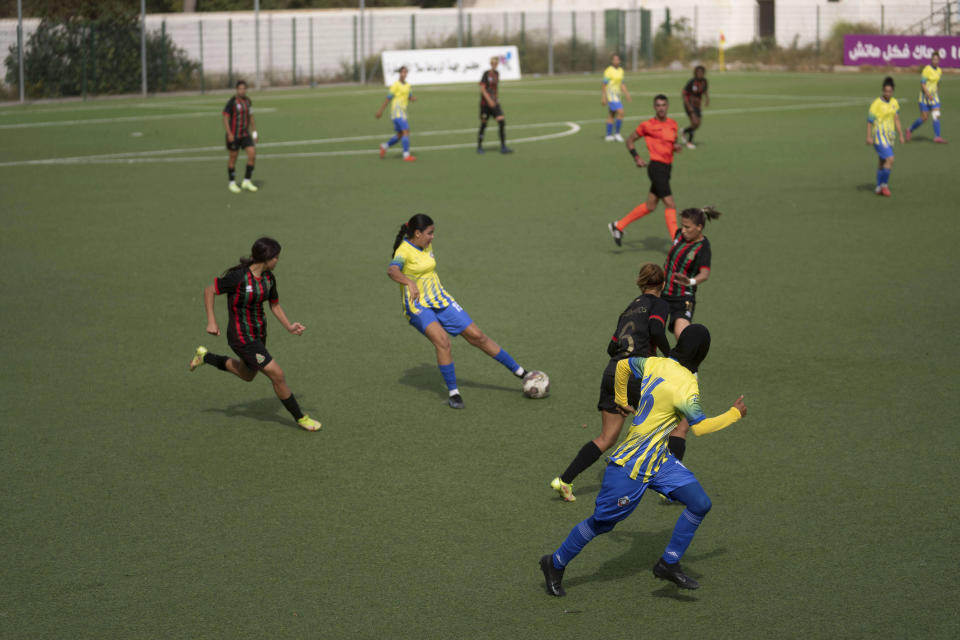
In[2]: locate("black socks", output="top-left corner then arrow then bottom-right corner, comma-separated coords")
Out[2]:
560,441 -> 603,484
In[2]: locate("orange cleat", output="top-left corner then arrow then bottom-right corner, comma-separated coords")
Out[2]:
403,155 -> 417,162
934,136 -> 947,144
379,144 -> 386,159
905,129 -> 911,142
880,186 -> 892,197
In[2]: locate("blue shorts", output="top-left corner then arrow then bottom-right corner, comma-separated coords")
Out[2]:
918,101 -> 940,112
607,101 -> 623,112
408,302 -> 473,336
874,143 -> 894,160
593,454 -> 698,524
392,117 -> 409,132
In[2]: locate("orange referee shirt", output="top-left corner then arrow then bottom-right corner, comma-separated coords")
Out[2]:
636,117 -> 679,164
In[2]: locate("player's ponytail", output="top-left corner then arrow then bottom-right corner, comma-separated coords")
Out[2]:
636,263 -> 665,290
225,236 -> 281,274
392,213 -> 434,254
680,206 -> 722,228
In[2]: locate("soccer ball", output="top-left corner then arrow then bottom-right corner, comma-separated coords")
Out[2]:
522,371 -> 550,399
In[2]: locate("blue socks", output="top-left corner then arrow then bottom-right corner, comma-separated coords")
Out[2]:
615,118 -> 622,134
606,122 -> 613,136
877,168 -> 891,187
493,348 -> 521,375
554,517 -> 603,568
386,135 -> 399,147
662,481 -> 712,564
910,117 -> 924,132
402,136 -> 410,153
934,119 -> 941,137
438,363 -> 457,391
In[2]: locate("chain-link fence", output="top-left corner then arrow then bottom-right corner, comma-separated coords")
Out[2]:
2,2 -> 956,101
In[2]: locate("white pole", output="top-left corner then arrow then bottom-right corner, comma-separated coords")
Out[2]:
360,0 -> 366,83
17,0 -> 24,102
631,0 -> 638,71
548,0 -> 554,75
255,0 -> 261,90
457,0 -> 463,47
140,0 -> 147,96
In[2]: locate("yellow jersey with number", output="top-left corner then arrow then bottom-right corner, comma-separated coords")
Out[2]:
603,65 -> 624,102
388,80 -> 412,120
867,97 -> 899,146
920,65 -> 942,106
389,240 -> 455,317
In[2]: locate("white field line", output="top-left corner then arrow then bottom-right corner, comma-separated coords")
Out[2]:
0,122 -> 581,166
0,99 -> 863,168
0,107 -> 278,130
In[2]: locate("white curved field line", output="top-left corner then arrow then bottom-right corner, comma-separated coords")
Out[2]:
0,121 -> 580,166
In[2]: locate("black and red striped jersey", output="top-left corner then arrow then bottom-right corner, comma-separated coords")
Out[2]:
214,268 -> 277,344
606,293 -> 671,360
664,231 -> 711,297
223,95 -> 253,137
683,77 -> 708,101
480,69 -> 499,103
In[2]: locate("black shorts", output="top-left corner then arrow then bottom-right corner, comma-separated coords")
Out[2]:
229,339 -> 273,371
684,103 -> 702,119
597,359 -> 645,414
662,296 -> 695,333
226,135 -> 254,151
480,103 -> 504,120
647,161 -> 673,198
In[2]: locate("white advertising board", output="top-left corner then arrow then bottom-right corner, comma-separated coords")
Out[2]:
381,46 -> 521,86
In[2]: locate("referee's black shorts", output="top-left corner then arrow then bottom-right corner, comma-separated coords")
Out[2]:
647,161 -> 672,198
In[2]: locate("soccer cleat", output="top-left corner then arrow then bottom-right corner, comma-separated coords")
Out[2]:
608,221 -> 623,247
613,133 -> 624,142
604,135 -> 615,142
476,147 -> 485,154
934,136 -> 947,144
550,477 -> 576,502
189,346 -> 208,371
653,558 -> 700,590
686,141 -> 697,150
539,555 -> 566,597
297,415 -> 322,431
241,179 -> 258,192
905,129 -> 912,142
403,155 -> 417,162
448,393 -> 465,409
875,185 -> 882,195
500,146 -> 513,154
228,182 -> 242,194
880,186 -> 892,197
379,144 -> 387,159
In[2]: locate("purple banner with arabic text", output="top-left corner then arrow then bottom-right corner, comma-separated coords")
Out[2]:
844,35 -> 960,67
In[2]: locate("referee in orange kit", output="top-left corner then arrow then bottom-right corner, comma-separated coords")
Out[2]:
608,94 -> 683,246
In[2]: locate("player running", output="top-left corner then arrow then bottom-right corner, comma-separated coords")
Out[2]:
602,54 -> 631,142
477,56 -> 512,154
907,53 -> 946,144
377,66 -> 417,162
681,65 -> 709,149
387,214 -> 535,409
550,263 -> 671,503
662,207 -> 719,341
539,325 -> 747,595
223,80 -> 258,194
608,94 -> 683,245
188,237 -> 321,432
866,76 -> 905,197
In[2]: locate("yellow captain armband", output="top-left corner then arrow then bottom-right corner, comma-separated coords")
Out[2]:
690,407 -> 742,437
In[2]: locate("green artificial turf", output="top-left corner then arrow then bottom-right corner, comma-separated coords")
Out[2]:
1,70 -> 958,639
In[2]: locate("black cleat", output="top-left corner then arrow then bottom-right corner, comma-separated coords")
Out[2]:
476,147 -> 485,154
653,558 -> 700,590
608,222 -> 623,246
448,393 -> 465,409
500,146 -> 513,154
539,554 -> 566,597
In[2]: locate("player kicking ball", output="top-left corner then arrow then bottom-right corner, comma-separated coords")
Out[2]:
223,80 -> 258,193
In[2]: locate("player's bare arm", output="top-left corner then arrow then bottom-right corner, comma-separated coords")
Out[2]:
249,113 -> 257,140
375,98 -> 389,119
387,264 -> 420,303
622,84 -> 631,103
203,284 -> 220,335
222,112 -> 234,141
600,82 -> 607,106
480,85 -> 496,108
866,121 -> 873,145
704,90 -> 710,108
626,130 -> 645,167
269,302 -> 304,336
671,266 -> 709,288
894,114 -> 904,144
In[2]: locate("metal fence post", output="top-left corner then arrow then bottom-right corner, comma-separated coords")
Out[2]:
139,0 -> 146,96
198,19 -> 205,93
161,20 -> 168,92
291,17 -> 297,85
457,0 -> 463,47
571,11 -> 577,70
360,0 -> 365,84
411,13 -> 416,49
632,1 -> 639,71
520,12 -> 525,55
16,0 -> 24,102
228,18 -> 233,88
591,10 -> 596,72
467,13 -> 472,47
82,22 -> 88,99
881,5 -> 885,34
694,5 -> 699,49
353,15 -> 358,81
255,0 -> 261,90
548,0 -> 554,75
309,16 -> 315,86
503,12 -> 507,45
815,5 -> 820,62
268,13 -> 273,84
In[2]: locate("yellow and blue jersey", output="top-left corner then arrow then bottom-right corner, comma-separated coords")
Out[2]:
389,240 -> 456,317
867,96 -> 900,147
610,357 -> 706,482
602,65 -> 624,102
920,64 -> 942,107
388,80 -> 412,120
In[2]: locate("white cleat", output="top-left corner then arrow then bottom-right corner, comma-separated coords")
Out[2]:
241,179 -> 258,192
614,133 -> 624,142
686,142 -> 696,150
604,135 -> 615,142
